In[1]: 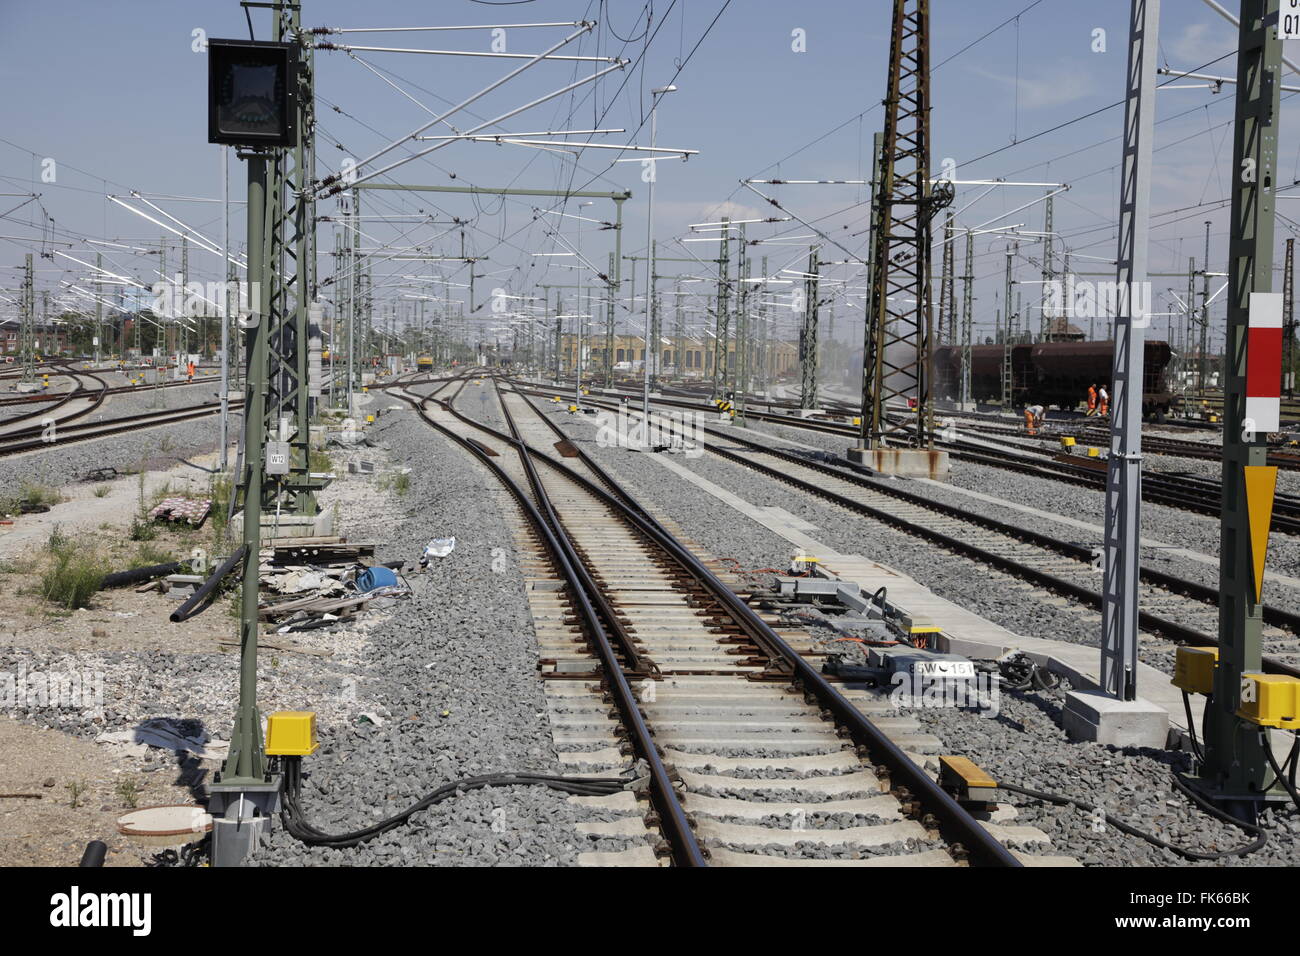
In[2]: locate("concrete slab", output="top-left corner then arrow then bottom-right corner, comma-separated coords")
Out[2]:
576,818 -> 653,838
705,847 -> 957,867
846,446 -> 950,480
683,792 -> 902,821
577,846 -> 663,867
1063,689 -> 1169,749
695,818 -> 927,848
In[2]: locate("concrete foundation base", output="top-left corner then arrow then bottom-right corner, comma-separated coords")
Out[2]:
846,446 -> 951,480
1063,689 -> 1169,749
231,509 -> 333,541
798,408 -> 824,418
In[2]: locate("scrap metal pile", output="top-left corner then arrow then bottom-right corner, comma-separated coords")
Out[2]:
258,536 -> 410,633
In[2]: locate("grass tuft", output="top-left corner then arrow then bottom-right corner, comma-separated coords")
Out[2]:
40,546 -> 107,610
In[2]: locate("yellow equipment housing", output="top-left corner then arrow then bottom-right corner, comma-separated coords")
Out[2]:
1172,646 -> 1218,696
265,711 -> 319,756
1237,673 -> 1300,729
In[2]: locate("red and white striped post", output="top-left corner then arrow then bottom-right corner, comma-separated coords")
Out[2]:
1244,291 -> 1283,436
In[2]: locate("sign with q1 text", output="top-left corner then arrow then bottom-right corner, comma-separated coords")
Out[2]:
1284,1 -> 1300,40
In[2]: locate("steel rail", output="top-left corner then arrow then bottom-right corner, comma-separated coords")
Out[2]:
0,400 -> 241,457
558,383 -> 1300,534
387,375 -> 706,867
0,371 -> 108,434
466,375 -> 1022,867
527,384 -> 1300,679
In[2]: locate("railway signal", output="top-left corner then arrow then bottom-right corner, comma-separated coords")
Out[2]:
205,11 -> 319,865
1193,0 -> 1291,820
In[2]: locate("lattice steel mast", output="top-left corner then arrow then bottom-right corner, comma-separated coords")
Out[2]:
861,0 -> 951,449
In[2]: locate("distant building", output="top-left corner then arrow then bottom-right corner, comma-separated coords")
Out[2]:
0,318 -> 69,355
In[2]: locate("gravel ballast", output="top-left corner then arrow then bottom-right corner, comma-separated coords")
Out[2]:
531,394 -> 1300,865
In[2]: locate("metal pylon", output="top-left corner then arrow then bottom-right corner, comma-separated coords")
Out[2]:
1001,246 -> 1015,407
960,229 -> 973,406
939,213 -> 955,344
862,0 -> 950,448
1040,194 -> 1055,338
18,254 -> 35,384
800,246 -> 820,410
711,218 -> 730,397
1099,0 -> 1158,703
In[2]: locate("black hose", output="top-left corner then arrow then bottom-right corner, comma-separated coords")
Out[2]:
78,840 -> 107,867
100,561 -> 184,590
170,545 -> 248,623
998,777 -> 1266,860
280,759 -> 630,849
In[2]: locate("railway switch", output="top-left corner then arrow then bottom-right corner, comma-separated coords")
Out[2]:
1171,646 -> 1218,696
1236,674 -> 1300,729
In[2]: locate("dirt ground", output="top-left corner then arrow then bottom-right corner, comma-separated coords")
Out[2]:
0,451 -> 234,866
0,718 -> 202,867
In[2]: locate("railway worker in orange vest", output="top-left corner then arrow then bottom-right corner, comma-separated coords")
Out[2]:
1098,384 -> 1109,417
1023,403 -> 1045,436
1086,384 -> 1098,416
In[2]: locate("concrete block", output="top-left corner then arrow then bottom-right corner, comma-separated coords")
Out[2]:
1063,689 -> 1168,749
846,446 -> 951,480
230,509 -> 333,541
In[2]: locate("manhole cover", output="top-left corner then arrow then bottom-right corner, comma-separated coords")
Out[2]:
117,805 -> 212,847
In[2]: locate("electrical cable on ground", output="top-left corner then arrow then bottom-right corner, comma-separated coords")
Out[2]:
279,757 -> 633,849
997,774 -> 1267,861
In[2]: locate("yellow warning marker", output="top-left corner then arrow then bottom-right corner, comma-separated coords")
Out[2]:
1243,465 -> 1278,603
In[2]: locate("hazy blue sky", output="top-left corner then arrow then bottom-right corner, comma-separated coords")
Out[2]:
0,0 -> 1294,351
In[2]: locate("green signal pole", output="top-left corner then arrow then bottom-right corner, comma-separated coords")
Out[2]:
1198,0 -> 1283,814
225,153 -> 270,789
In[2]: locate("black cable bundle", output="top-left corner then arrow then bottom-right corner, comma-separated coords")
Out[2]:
998,776 -> 1267,861
280,759 -> 631,849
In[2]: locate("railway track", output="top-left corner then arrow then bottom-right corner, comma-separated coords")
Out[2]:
939,417 -> 1300,471
385,372 -> 1036,867
523,383 -> 1300,675
559,383 -> 1300,535
0,399 -> 237,457
0,370 -> 109,434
